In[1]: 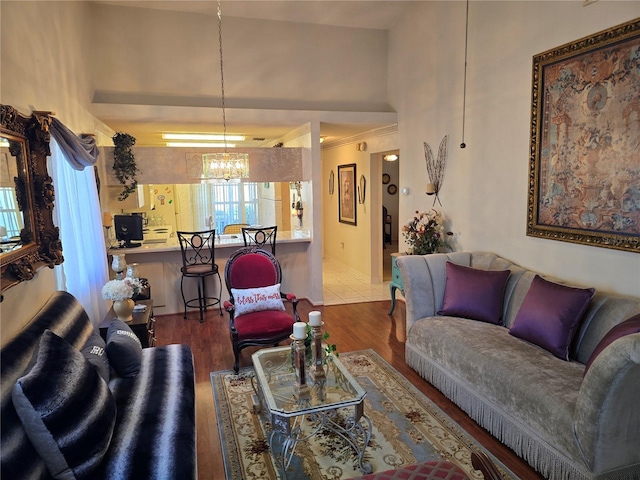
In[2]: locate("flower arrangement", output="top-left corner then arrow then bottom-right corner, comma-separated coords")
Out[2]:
402,209 -> 452,255
102,277 -> 141,301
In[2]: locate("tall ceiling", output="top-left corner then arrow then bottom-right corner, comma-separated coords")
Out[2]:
91,1 -> 411,146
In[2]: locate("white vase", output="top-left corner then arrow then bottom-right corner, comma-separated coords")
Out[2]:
113,298 -> 135,323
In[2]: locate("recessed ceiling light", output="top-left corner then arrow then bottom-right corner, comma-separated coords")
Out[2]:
165,142 -> 236,148
162,133 -> 245,141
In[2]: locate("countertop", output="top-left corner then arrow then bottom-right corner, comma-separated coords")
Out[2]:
107,229 -> 312,255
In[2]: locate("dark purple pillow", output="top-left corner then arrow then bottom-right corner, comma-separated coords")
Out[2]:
584,313 -> 640,375
509,275 -> 595,360
437,262 -> 511,324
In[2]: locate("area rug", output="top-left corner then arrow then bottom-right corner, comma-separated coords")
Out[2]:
212,349 -> 517,480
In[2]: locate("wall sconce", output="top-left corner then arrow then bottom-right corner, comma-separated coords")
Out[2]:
356,142 -> 367,151
358,175 -> 366,204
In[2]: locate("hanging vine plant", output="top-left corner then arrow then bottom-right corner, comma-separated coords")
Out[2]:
112,132 -> 139,201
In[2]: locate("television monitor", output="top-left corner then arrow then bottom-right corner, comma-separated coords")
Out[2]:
114,214 -> 143,248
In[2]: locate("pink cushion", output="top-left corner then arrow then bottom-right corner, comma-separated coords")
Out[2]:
351,460 -> 468,480
438,262 -> 511,324
509,275 -> 595,360
234,310 -> 294,340
584,313 -> 640,375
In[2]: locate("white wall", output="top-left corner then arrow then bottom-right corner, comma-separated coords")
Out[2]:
322,144 -> 372,274
389,1 -> 640,297
0,1 -> 112,340
277,123 -> 324,304
89,2 -> 391,113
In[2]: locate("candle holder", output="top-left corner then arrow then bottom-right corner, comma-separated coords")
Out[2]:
111,253 -> 127,280
310,322 -> 326,383
291,335 -> 310,400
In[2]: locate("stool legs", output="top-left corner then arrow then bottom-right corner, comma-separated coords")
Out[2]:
180,272 -> 224,322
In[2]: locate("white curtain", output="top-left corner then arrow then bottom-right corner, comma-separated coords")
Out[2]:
49,139 -> 109,326
189,183 -> 211,231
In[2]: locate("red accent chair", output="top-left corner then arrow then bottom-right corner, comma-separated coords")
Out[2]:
349,452 -> 502,480
224,246 -> 299,373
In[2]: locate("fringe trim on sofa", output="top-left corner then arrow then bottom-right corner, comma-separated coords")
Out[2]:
405,344 -> 639,480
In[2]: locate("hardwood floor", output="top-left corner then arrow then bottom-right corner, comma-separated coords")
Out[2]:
155,300 -> 544,480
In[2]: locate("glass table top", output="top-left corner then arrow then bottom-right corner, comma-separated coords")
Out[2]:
252,345 -> 366,417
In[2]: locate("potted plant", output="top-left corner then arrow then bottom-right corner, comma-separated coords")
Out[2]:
112,132 -> 138,201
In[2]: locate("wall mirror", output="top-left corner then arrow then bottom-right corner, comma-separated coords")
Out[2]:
0,105 -> 63,294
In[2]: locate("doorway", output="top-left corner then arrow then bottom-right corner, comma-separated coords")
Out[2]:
381,150 -> 399,281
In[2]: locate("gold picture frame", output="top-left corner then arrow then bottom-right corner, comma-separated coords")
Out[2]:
526,19 -> 640,252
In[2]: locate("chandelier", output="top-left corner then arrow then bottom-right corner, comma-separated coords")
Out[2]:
202,0 -> 249,181
202,152 -> 249,180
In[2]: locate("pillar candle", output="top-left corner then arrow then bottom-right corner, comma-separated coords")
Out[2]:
293,322 -> 307,340
309,311 -> 322,327
102,212 -> 113,227
425,183 -> 437,195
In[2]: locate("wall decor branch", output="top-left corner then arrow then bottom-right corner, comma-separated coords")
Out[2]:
424,135 -> 448,207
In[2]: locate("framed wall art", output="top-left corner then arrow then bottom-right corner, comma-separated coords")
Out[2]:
338,163 -> 356,225
527,19 -> 640,252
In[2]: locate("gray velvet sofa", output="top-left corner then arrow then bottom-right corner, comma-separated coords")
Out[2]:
1,291 -> 196,480
397,252 -> 640,480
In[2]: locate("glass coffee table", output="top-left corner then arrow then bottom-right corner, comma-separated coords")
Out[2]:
251,346 -> 372,477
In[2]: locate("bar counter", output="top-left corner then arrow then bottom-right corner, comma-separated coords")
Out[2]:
108,230 -> 312,316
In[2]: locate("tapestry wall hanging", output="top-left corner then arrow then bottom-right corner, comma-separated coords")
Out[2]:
338,163 -> 357,225
527,18 -> 640,252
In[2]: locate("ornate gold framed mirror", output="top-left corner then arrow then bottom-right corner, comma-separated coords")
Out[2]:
0,105 -> 63,294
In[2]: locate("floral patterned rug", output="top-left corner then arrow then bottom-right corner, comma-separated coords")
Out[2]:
211,349 -> 516,480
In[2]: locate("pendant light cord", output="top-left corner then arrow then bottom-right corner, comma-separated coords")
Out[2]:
217,0 -> 227,154
460,0 -> 469,149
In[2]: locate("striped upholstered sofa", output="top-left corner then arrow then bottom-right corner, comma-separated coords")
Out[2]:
1,291 -> 196,480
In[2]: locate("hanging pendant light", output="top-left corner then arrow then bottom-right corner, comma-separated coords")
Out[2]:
202,0 -> 249,181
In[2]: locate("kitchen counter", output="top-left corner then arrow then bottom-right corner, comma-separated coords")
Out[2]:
107,229 -> 312,315
108,229 -> 311,254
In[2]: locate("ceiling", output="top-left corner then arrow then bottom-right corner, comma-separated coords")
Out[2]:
91,1 -> 410,147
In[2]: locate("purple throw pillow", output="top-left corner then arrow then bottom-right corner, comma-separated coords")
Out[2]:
584,313 -> 640,376
509,275 -> 595,360
437,262 -> 511,324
